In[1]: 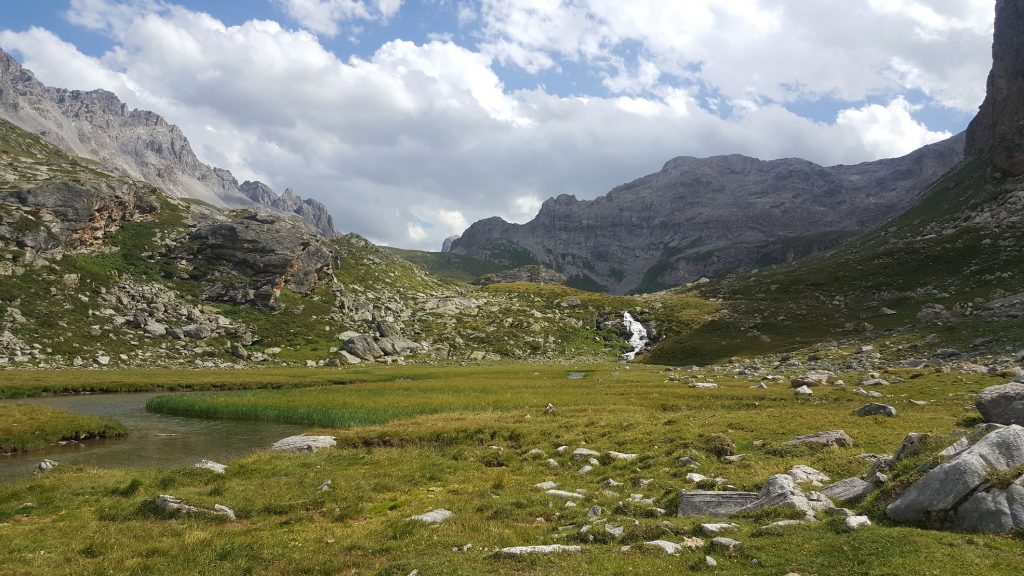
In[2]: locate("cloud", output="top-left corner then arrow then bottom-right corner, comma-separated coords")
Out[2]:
0,1 -> 988,252
479,0 -> 994,112
275,0 -> 403,37
836,97 -> 951,159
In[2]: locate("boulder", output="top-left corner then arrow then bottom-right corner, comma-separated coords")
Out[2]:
976,382 -> 1024,425
271,435 -> 336,453
855,403 -> 897,417
886,425 -> 1024,533
787,465 -> 830,484
783,430 -> 853,448
794,385 -> 813,396
791,370 -> 831,387
36,459 -> 59,472
343,335 -> 383,361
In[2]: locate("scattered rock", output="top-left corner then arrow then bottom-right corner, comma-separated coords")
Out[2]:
689,382 -> 718,389
409,509 -> 454,524
855,403 -> 897,417
644,540 -> 682,555
572,447 -> 600,460
36,459 -> 58,472
794,385 -> 813,396
700,523 -> 738,534
194,459 -> 227,474
784,430 -> 853,448
704,555 -> 718,567
535,481 -> 558,490
545,489 -> 584,500
317,479 -> 332,492
711,537 -> 741,551
787,465 -> 830,484
498,545 -> 581,556
791,370 -> 831,388
271,435 -> 336,453
845,516 -> 872,530
607,451 -> 638,461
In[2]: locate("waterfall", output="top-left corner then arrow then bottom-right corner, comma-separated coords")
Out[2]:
621,311 -> 648,361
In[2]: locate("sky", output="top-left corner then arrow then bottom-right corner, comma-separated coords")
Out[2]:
0,0 -> 996,250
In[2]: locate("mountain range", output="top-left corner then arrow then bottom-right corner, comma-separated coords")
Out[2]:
0,48 -> 337,237
451,134 -> 965,294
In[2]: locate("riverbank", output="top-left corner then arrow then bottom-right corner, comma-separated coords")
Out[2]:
2,362 -> 1020,575
0,404 -> 125,454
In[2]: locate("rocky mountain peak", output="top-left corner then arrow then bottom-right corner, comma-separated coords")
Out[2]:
966,0 -> 1024,174
239,180 -> 337,237
240,180 -> 279,205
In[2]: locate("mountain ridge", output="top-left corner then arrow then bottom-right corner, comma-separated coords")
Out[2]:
0,48 -> 337,236
451,134 -> 965,294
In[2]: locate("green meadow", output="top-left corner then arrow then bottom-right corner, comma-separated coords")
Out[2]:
1,363 -> 1021,575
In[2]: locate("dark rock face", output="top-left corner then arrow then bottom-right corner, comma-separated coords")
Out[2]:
471,265 -> 566,286
0,179 -> 160,262
176,210 -> 336,306
452,136 -> 964,294
240,181 -> 338,237
966,0 -> 1024,175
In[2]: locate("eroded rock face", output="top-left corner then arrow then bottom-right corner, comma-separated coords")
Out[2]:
240,181 -> 338,237
965,0 -> 1024,175
886,425 -> 1024,533
177,210 -> 335,305
452,137 -> 964,294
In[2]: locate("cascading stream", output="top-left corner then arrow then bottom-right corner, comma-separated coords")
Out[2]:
621,311 -> 648,361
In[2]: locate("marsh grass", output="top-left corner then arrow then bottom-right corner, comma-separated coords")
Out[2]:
0,404 -> 126,453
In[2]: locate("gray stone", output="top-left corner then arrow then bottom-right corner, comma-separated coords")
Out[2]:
845,516 -> 872,530
894,432 -> 935,461
976,382 -> 1024,425
36,459 -> 59,472
677,490 -> 760,517
855,403 -> 897,417
783,430 -> 853,448
792,370 -> 832,387
787,465 -> 830,484
821,478 -> 874,503
887,425 -> 1024,532
711,537 -> 741,550
498,545 -> 581,555
644,540 -> 683,555
794,385 -> 813,396
545,489 -> 584,500
408,508 -> 453,524
195,459 -> 227,474
271,435 -> 336,453
572,447 -> 600,459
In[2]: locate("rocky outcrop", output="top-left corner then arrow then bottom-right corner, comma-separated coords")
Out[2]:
887,425 -> 1024,533
965,0 -> 1024,174
174,208 -> 336,306
441,235 -> 460,253
0,178 -> 160,269
471,265 -> 566,286
451,136 -> 964,293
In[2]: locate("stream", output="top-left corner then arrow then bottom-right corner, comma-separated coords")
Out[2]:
0,393 -> 303,483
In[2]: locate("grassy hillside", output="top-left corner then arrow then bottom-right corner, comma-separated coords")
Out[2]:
385,247 -> 508,282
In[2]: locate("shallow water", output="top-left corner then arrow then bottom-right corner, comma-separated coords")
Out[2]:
0,393 -> 304,483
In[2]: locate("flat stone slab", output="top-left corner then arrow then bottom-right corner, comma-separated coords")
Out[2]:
677,490 -> 760,517
644,540 -> 683,555
545,489 -> 584,500
821,477 -> 874,503
783,430 -> 853,448
271,435 -> 336,453
498,545 -> 581,555
607,451 -> 639,461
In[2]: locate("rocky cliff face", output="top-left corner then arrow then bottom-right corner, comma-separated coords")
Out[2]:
452,135 -> 965,294
240,181 -> 337,237
0,48 -> 339,236
966,0 -> 1024,175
